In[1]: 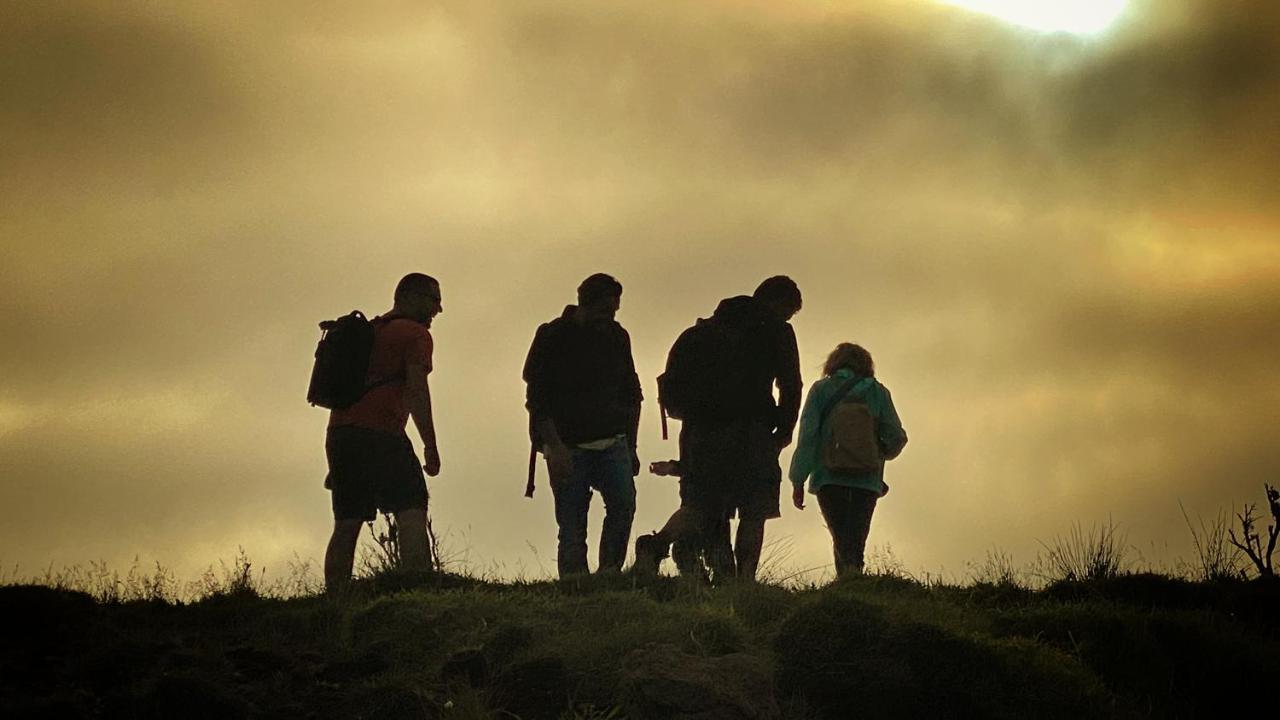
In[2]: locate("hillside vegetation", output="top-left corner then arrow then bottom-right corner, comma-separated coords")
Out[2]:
4,564 -> 1278,719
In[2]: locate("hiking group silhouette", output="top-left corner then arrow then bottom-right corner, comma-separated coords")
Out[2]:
309,273 -> 907,590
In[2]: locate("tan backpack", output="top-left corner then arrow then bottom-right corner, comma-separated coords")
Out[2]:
820,378 -> 882,474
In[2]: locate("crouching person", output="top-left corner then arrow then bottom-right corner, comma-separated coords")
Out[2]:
788,343 -> 906,578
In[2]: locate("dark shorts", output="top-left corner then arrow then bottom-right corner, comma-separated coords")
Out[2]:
325,425 -> 428,521
679,418 -> 782,521
678,476 -> 734,524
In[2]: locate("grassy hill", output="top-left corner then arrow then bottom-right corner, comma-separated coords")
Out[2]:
3,566 -> 1278,719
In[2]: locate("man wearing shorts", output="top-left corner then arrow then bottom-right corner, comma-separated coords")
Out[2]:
636,277 -> 802,581
324,273 -> 443,591
725,276 -> 803,580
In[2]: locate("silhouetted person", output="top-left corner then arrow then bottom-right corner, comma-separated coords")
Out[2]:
523,273 -> 643,577
637,277 -> 802,581
790,343 -> 906,578
634,454 -> 730,580
322,273 -> 443,591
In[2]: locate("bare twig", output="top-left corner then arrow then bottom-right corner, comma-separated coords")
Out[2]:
1227,485 -> 1278,578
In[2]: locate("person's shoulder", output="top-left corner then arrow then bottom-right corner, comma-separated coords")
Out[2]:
381,316 -> 429,338
605,319 -> 631,341
538,314 -> 572,337
765,313 -> 794,337
530,314 -> 575,350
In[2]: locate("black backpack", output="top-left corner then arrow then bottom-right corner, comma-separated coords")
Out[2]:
307,311 -> 379,410
658,315 -> 755,427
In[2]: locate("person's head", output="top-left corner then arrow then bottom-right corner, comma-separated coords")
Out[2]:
393,273 -> 443,327
753,275 -> 802,321
575,273 -> 622,323
824,343 -> 874,378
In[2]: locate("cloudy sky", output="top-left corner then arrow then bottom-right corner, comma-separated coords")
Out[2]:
2,0 -> 1277,583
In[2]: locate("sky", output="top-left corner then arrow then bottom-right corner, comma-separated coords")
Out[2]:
2,0 -> 1278,584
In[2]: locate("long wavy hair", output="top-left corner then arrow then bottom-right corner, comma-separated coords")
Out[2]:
823,343 -> 874,378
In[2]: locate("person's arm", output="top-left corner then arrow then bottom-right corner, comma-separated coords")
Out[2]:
875,384 -> 908,461
618,327 -> 643,476
786,383 -> 824,510
406,364 -> 439,475
773,324 -> 803,449
405,330 -> 439,476
523,324 -> 572,482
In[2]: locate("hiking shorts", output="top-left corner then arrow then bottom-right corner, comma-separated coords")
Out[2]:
677,476 -> 735,524
325,425 -> 428,522
679,418 -> 782,521
734,468 -> 782,521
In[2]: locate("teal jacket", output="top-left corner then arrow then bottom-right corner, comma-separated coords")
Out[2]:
788,369 -> 907,495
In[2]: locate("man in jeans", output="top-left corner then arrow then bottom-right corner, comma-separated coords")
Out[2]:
324,273 -> 443,591
523,273 -> 643,577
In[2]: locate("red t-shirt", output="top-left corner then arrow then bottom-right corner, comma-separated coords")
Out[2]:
329,316 -> 433,435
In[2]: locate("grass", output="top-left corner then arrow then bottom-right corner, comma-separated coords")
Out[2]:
1035,519 -> 1130,584
5,504 -> 1280,718
1180,503 -> 1245,582
3,552 -> 1279,719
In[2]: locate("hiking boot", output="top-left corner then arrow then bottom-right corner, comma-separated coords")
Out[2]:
632,533 -> 668,575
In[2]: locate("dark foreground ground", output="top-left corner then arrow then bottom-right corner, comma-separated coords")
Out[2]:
3,571 -> 1278,719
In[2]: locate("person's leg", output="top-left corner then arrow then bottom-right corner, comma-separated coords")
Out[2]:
551,449 -> 592,577
594,443 -> 636,573
816,485 -> 853,577
705,513 -> 736,582
669,480 -> 709,578
324,426 -> 376,591
843,489 -> 879,575
325,518 -> 364,591
734,420 -> 782,581
380,433 -> 433,572
817,486 -> 878,577
394,507 -> 432,571
634,505 -> 690,575
734,517 -> 765,581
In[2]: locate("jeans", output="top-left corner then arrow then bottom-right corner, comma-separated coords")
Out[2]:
551,442 -> 635,577
816,485 -> 879,577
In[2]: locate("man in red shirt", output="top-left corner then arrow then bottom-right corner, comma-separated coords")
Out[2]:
324,273 -> 443,591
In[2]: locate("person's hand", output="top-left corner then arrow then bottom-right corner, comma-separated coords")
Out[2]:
649,460 -> 679,477
773,430 -> 793,451
630,448 -> 641,477
422,446 -> 441,477
792,484 -> 806,510
545,443 -> 573,486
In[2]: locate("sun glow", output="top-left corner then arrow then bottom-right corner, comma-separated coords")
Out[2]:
939,1 -> 1129,34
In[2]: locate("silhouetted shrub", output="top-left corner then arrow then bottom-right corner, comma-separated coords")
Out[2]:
1037,520 -> 1130,583
993,603 -> 1278,717
775,592 -> 1117,719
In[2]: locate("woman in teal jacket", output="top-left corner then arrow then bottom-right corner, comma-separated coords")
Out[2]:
789,343 -> 907,577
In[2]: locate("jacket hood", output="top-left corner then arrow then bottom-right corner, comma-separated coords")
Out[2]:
712,295 -> 778,330
552,305 -> 620,330
711,295 -> 763,325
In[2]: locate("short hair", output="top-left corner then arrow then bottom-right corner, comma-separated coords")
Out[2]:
753,275 -> 802,311
394,273 -> 439,302
577,273 -> 622,305
823,343 -> 874,378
